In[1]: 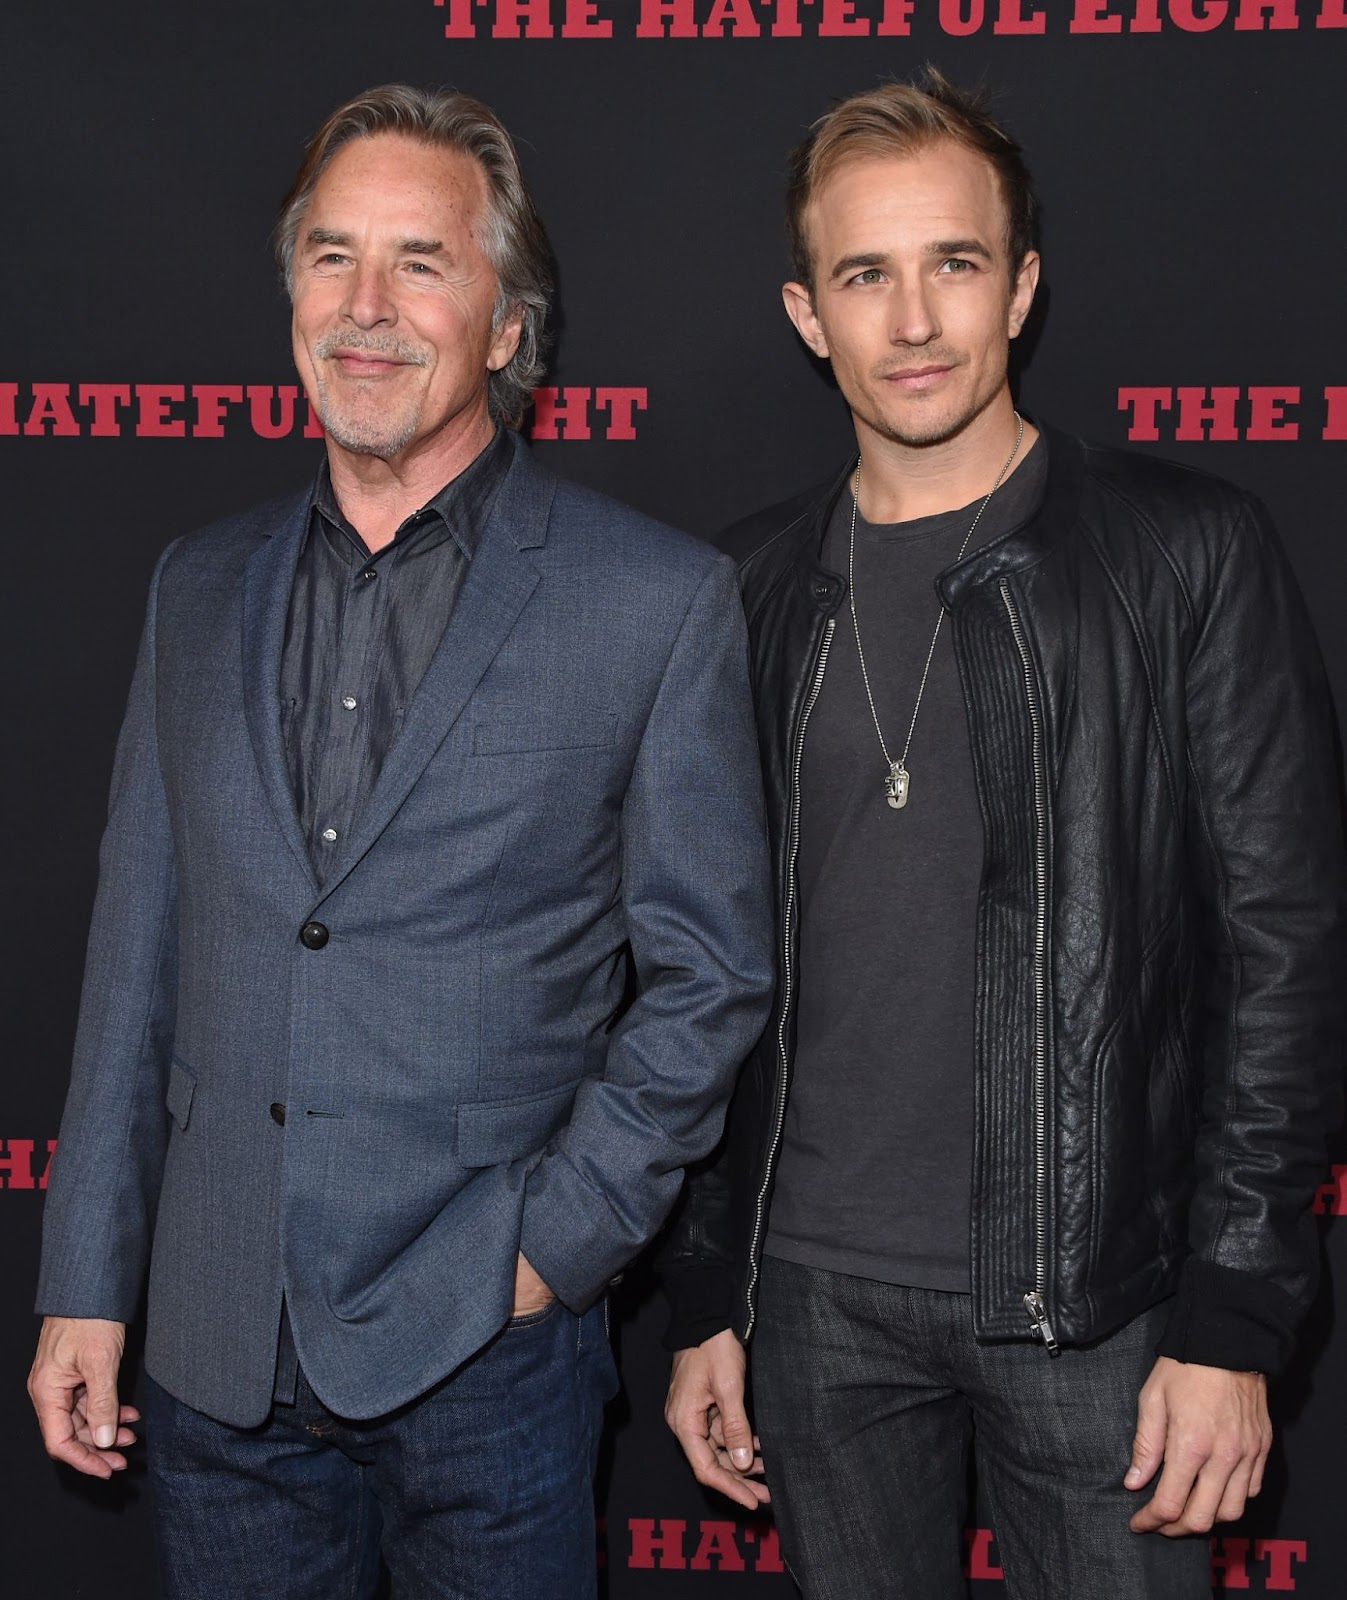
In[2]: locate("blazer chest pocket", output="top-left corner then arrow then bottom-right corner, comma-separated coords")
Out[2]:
470,712 -> 616,757
166,1060 -> 196,1132
456,1080 -> 579,1167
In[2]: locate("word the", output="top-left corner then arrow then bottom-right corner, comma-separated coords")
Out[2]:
1117,386 -> 1347,442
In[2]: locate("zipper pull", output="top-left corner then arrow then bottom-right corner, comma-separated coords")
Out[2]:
1023,1291 -> 1060,1357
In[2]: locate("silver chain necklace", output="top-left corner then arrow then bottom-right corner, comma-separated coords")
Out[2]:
848,411 -> 1025,810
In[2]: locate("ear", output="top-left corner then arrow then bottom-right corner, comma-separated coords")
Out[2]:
1008,251 -> 1040,340
782,281 -> 830,360
487,308 -> 524,373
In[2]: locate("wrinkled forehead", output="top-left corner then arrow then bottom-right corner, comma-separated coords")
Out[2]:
306,133 -> 492,241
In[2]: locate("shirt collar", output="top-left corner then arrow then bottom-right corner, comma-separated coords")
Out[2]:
309,426 -> 511,565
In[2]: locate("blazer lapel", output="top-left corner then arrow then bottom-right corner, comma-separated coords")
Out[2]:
317,437 -> 555,899
240,492 -> 321,890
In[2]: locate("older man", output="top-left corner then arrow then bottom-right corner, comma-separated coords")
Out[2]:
30,85 -> 773,1600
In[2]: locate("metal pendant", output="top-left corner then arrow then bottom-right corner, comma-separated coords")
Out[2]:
885,762 -> 910,810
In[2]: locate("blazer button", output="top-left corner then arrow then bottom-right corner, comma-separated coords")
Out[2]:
269,1102 -> 286,1126
299,920 -> 329,950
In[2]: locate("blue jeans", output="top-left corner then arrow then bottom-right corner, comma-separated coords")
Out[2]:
752,1257 -> 1212,1600
145,1298 -> 616,1600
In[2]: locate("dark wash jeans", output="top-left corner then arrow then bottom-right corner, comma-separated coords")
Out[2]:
752,1257 -> 1212,1600
144,1298 -> 616,1600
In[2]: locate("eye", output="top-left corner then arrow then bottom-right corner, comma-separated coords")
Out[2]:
939,257 -> 977,275
404,260 -> 437,275
850,267 -> 885,286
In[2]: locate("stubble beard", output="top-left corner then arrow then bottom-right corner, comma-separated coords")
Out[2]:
854,368 -> 1003,453
314,382 -> 423,459
310,330 -> 429,459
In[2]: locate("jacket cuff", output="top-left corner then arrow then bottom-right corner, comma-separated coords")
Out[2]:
1154,1258 -> 1301,1375
658,1261 -> 737,1351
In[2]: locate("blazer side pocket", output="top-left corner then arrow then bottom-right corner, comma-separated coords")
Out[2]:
456,1080 -> 580,1167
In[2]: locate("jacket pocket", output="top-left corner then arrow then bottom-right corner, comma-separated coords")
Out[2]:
166,1059 -> 196,1132
456,1080 -> 580,1167
470,713 -> 616,756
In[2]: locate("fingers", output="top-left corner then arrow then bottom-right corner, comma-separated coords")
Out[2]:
666,1336 -> 770,1510
682,1427 -> 771,1509
1127,1362 -> 1272,1537
27,1316 -> 133,1479
511,1253 -> 555,1316
713,1386 -> 758,1473
1124,1374 -> 1167,1493
81,1345 -> 123,1453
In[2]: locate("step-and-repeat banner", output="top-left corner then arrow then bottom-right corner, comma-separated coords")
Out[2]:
4,3 -> 1345,1595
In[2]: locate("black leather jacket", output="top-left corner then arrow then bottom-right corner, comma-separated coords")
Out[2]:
661,428 -> 1346,1375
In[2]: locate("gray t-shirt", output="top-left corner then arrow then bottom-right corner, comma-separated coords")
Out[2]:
766,438 -> 1048,1292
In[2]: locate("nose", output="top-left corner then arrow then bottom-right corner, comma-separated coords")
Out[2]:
889,278 -> 939,347
341,261 -> 397,330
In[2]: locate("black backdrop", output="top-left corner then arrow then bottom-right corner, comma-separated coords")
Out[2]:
4,3 -> 1346,1594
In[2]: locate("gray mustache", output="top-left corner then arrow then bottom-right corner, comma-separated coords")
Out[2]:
313,332 -> 429,366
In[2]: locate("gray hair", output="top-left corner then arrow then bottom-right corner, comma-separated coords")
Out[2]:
276,84 -> 554,427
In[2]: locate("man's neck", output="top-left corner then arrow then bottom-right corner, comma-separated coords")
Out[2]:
853,399 -> 1037,526
325,409 -> 497,553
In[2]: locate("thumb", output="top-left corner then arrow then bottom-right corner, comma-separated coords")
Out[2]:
83,1356 -> 122,1452
718,1397 -> 755,1470
1126,1387 -> 1167,1491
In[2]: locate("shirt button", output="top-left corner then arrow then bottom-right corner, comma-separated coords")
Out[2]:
362,568 -> 377,581
299,921 -> 329,950
269,1102 -> 286,1127
341,695 -> 357,711
321,827 -> 338,843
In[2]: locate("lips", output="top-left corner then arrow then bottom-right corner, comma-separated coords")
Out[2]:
881,364 -> 954,390
331,352 -> 409,376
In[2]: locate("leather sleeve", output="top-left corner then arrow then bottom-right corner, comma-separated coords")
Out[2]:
1158,496 -> 1347,1374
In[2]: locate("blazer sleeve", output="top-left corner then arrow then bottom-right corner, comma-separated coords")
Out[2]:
35,543 -> 181,1322
1156,495 -> 1347,1375
518,553 -> 775,1310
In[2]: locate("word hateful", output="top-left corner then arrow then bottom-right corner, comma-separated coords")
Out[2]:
0,384 -> 648,443
1117,387 -> 1347,442
434,0 -> 1347,37
1313,1165 -> 1346,1216
0,1140 -> 57,1190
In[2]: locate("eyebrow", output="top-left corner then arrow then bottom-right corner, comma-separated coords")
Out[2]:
927,237 -> 994,261
828,251 -> 888,282
303,229 -> 446,256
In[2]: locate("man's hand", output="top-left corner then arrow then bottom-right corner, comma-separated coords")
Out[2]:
665,1328 -> 769,1511
512,1252 -> 556,1317
1126,1356 -> 1271,1535
28,1316 -> 138,1479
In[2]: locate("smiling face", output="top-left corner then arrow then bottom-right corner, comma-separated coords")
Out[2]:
783,139 -> 1039,454
290,133 -> 521,467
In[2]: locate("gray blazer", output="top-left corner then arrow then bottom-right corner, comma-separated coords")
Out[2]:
37,433 -> 774,1426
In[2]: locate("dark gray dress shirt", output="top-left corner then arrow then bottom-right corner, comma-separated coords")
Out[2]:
279,428 -> 509,884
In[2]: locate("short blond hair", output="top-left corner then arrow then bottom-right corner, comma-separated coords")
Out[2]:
786,68 -> 1036,291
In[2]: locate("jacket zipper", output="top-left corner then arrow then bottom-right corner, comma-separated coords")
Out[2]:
743,615 -> 835,1339
999,581 -> 1059,1357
